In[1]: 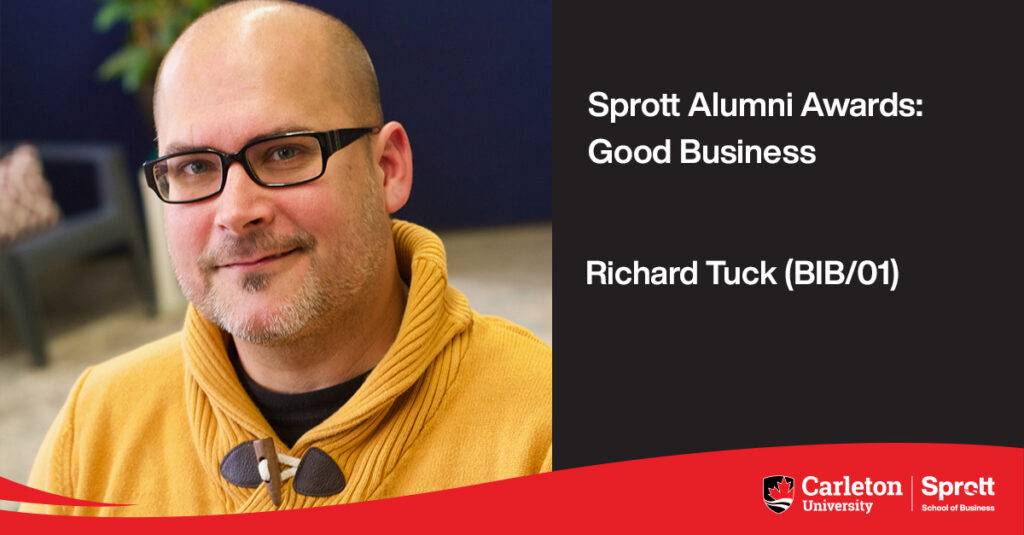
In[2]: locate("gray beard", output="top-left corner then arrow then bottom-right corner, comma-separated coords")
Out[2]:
209,266 -> 329,345
174,227 -> 389,346
172,168 -> 391,346
173,229 -> 330,345
178,253 -> 330,345
241,272 -> 269,292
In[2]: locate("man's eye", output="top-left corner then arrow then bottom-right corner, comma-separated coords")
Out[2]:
271,146 -> 298,160
179,160 -> 212,175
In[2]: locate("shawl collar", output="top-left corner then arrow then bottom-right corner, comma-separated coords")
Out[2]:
181,220 -> 472,509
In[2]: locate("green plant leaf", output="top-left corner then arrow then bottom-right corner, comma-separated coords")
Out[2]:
94,0 -> 222,93
122,64 -> 147,93
97,44 -> 153,93
94,0 -> 132,32
128,1 -> 162,22
189,0 -> 218,17
155,9 -> 189,50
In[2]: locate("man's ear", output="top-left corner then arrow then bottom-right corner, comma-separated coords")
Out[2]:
373,121 -> 413,214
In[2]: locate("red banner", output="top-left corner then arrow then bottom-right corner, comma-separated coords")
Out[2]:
3,444 -> 1022,533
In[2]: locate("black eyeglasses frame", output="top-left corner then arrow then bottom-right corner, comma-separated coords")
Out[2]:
142,127 -> 378,204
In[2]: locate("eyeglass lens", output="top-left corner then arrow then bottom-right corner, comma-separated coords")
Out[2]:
152,135 -> 324,202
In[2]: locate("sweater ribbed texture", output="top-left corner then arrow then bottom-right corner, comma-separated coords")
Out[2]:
23,220 -> 550,516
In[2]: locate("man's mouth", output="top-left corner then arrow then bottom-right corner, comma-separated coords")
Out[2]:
219,248 -> 300,270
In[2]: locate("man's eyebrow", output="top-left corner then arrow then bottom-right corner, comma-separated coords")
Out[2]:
160,125 -> 315,156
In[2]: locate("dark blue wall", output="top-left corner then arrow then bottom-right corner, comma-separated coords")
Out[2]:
0,1 -> 551,228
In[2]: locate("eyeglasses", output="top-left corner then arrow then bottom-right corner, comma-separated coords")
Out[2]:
142,127 -> 378,203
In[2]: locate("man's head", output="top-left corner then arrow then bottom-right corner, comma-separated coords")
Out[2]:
154,0 -> 413,345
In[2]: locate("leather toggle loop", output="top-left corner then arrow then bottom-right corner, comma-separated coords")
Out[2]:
253,438 -> 282,506
292,447 -> 346,497
220,439 -> 346,503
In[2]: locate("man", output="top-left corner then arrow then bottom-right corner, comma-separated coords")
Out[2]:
23,0 -> 550,516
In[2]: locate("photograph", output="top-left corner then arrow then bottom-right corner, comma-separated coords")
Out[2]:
1,0 -> 551,516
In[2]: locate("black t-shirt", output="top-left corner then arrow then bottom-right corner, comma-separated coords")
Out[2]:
228,343 -> 369,448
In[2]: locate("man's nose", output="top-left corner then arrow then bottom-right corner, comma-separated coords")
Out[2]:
213,162 -> 275,234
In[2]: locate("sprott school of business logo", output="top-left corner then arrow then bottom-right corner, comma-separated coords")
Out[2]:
763,475 -> 796,513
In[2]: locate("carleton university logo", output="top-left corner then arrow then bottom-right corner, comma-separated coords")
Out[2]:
763,475 -> 796,513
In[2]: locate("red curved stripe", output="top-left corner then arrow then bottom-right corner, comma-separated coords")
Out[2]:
0,444 -> 1019,535
0,477 -> 126,507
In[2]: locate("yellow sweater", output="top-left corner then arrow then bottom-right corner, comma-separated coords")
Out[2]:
22,221 -> 551,516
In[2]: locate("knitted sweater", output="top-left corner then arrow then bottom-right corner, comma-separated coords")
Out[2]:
22,220 -> 552,516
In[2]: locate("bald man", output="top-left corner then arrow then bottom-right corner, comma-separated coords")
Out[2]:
23,0 -> 551,516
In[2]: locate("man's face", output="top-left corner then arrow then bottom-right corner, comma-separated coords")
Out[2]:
156,33 -> 389,344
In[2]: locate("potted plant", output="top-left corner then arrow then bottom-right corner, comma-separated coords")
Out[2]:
94,0 -> 220,129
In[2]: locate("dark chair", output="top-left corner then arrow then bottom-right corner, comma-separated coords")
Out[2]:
0,142 -> 156,367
